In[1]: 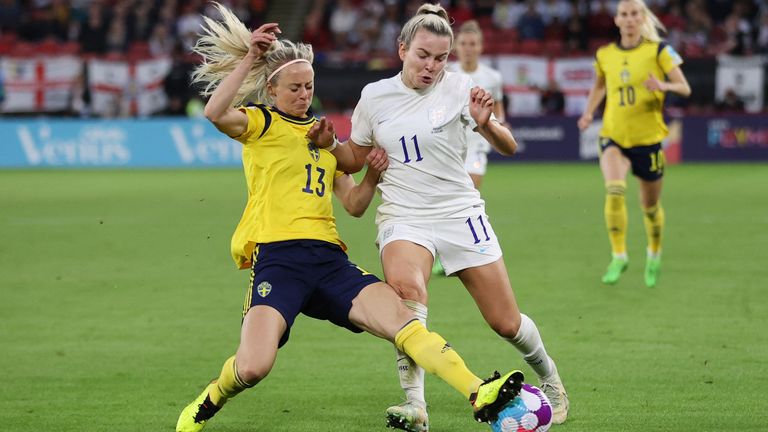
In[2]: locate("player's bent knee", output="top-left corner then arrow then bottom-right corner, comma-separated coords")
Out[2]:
388,280 -> 428,303
235,359 -> 273,385
488,316 -> 522,339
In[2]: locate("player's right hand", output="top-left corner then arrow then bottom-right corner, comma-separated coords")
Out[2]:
577,113 -> 593,130
249,23 -> 281,58
307,117 -> 336,148
366,147 -> 389,175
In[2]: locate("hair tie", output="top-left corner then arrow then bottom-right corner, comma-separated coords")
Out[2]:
267,59 -> 312,83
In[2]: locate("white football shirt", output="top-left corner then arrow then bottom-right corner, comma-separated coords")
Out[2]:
447,62 -> 504,153
351,71 -> 484,224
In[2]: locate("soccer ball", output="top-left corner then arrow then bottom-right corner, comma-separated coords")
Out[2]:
490,384 -> 552,432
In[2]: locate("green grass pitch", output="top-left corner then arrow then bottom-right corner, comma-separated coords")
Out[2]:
1,163 -> 766,431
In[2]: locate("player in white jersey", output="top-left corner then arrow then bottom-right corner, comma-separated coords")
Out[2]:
448,19 -> 507,189
308,4 -> 569,431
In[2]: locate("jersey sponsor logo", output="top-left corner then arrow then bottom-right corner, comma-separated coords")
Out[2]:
441,342 -> 453,353
256,281 -> 272,298
307,143 -> 320,161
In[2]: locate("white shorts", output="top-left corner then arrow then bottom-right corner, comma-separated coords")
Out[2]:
464,148 -> 488,175
376,211 -> 503,276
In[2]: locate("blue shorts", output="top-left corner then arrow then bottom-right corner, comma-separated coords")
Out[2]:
599,138 -> 665,181
242,240 -> 381,347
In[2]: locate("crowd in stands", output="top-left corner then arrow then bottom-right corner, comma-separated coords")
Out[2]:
0,0 -> 764,115
307,0 -> 767,64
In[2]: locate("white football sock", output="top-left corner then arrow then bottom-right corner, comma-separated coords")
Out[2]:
503,313 -> 555,380
395,300 -> 427,406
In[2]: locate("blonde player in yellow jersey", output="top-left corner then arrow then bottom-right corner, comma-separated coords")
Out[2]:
578,0 -> 691,288
175,4 -> 525,432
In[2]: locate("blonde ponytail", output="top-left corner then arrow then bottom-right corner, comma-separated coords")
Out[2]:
191,2 -> 314,106
399,3 -> 454,48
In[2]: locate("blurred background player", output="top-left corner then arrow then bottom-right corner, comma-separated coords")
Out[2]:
309,4 -> 569,431
175,5 -> 524,432
433,19 -> 507,276
449,19 -> 507,191
578,0 -> 691,287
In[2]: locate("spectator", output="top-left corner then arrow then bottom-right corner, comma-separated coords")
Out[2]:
105,9 -> 130,54
177,2 -> 204,51
148,22 -> 175,56
564,14 -> 588,52
128,0 -> 154,43
357,0 -> 385,54
757,11 -> 768,54
715,88 -> 746,112
540,0 -> 573,25
0,0 -> 22,34
588,0 -> 617,40
493,0 -> 526,30
77,2 -> 106,54
303,5 -> 332,52
375,0 -> 401,55
329,0 -> 360,50
450,0 -> 476,27
540,80 -> 565,115
518,0 -> 546,40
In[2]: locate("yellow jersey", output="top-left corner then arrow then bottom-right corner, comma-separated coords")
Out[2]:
230,105 -> 344,269
594,39 -> 683,147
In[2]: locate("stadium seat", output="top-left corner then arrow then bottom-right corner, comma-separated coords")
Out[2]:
518,39 -> 543,55
544,40 -> 564,57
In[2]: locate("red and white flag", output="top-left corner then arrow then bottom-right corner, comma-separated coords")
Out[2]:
0,55 -> 82,113
89,56 -> 171,117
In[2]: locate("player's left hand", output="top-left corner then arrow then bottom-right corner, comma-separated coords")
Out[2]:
307,117 -> 336,148
644,73 -> 665,92
469,86 -> 494,128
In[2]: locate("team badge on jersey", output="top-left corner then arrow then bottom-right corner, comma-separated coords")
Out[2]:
256,281 -> 272,297
620,69 -> 630,84
428,106 -> 446,127
307,143 -> 320,161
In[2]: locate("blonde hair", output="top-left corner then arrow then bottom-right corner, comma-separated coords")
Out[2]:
399,3 -> 453,49
620,0 -> 667,42
457,19 -> 482,42
191,2 -> 314,106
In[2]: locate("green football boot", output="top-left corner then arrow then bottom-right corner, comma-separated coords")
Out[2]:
176,382 -> 221,432
601,257 -> 628,284
645,256 -> 661,288
470,370 -> 524,423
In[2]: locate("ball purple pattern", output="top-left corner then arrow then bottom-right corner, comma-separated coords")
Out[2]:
490,384 -> 552,432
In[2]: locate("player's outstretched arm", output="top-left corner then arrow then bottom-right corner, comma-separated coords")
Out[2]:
578,75 -> 607,130
470,86 -> 517,155
333,148 -> 388,217
204,23 -> 280,137
307,117 -> 372,173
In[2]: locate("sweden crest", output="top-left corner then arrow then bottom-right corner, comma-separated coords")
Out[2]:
256,281 -> 272,298
308,143 -> 320,161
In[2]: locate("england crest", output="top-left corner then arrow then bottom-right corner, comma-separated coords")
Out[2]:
428,106 -> 446,127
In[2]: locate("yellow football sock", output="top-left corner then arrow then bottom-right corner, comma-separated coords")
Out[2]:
208,355 -> 253,406
395,320 -> 482,398
643,203 -> 665,254
605,181 -> 628,256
